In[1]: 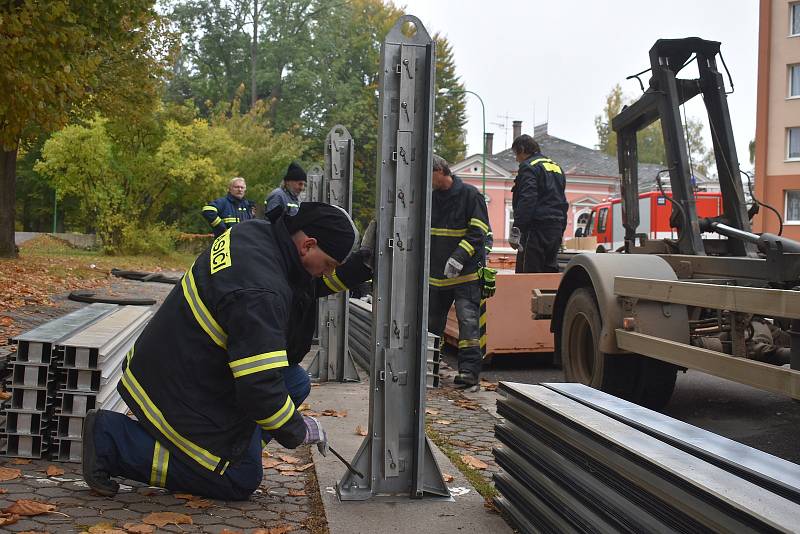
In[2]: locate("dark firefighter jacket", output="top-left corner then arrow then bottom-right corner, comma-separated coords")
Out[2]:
202,194 -> 255,237
265,187 -> 301,217
430,175 -> 491,289
511,153 -> 568,231
118,217 -> 368,480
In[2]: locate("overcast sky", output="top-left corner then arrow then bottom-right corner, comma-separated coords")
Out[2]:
397,0 -> 759,169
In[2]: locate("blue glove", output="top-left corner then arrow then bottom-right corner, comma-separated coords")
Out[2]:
302,415 -> 328,456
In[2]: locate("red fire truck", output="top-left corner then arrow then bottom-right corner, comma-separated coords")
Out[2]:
580,191 -> 723,251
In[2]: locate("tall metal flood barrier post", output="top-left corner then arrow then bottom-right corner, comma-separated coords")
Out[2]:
338,15 -> 449,500
308,125 -> 360,382
307,165 -> 323,347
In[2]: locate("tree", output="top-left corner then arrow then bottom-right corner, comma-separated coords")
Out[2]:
595,84 -> 716,178
433,34 -> 467,163
0,1 -> 175,257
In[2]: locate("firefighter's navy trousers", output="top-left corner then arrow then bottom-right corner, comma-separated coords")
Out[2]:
91,364 -> 311,500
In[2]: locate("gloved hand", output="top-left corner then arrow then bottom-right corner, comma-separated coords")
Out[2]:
302,415 -> 328,457
357,219 -> 376,270
444,257 -> 464,279
509,226 -> 523,251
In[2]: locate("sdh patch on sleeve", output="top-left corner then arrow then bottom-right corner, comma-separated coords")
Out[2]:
210,229 -> 232,274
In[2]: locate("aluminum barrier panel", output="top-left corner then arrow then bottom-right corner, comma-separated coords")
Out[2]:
337,15 -> 448,500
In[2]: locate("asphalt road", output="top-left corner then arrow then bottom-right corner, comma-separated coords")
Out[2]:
447,352 -> 800,464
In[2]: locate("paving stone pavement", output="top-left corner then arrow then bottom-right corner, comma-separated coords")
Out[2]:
0,280 -> 327,533
425,382 -> 504,483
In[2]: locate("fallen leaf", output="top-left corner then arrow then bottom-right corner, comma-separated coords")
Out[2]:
185,498 -> 213,509
86,522 -> 126,534
0,317 -> 12,327
276,465 -> 297,472
172,493 -> 195,500
443,473 -> 455,482
142,512 -> 193,528
434,419 -> 453,425
355,425 -> 368,436
279,470 -> 303,477
46,465 -> 65,477
302,410 -> 321,417
298,403 -> 311,412
253,526 -> 294,534
0,512 -> 19,527
9,459 -> 31,465
288,489 -> 307,496
0,467 -> 21,481
220,530 -> 242,534
261,450 -> 272,458
3,500 -> 56,516
0,391 -> 11,401
122,523 -> 155,534
296,463 -> 314,472
262,458 -> 282,469
0,488 -> 7,494
321,409 -> 347,418
461,455 -> 489,470
425,408 -> 439,415
278,454 -> 302,464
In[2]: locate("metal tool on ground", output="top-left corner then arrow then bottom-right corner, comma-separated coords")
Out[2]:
328,444 -> 364,479
308,125 -> 359,383
337,15 -> 448,500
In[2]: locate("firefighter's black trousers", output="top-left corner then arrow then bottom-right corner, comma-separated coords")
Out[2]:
91,364 -> 311,500
428,283 -> 483,378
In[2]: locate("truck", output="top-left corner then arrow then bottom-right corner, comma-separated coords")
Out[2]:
536,37 -> 800,409
579,190 -> 723,252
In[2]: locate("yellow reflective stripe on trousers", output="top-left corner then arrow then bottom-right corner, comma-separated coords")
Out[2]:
458,239 -> 475,256
257,396 -> 295,430
203,205 -> 218,212
322,270 -> 347,293
150,441 -> 169,487
468,218 -> 489,234
429,272 -> 479,287
181,266 -> 228,349
229,350 -> 288,378
458,339 -> 480,348
121,364 -> 223,472
431,227 -> 467,237
222,217 -> 238,223
210,217 -> 222,227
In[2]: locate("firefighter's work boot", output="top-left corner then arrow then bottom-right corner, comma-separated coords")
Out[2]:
81,409 -> 120,497
453,372 -> 479,387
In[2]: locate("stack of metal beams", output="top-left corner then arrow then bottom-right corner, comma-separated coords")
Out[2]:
348,298 -> 439,388
51,306 -> 153,462
493,382 -> 800,533
1,304 -> 117,459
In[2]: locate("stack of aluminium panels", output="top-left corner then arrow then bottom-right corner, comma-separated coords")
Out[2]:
348,298 -> 440,388
493,382 -> 800,534
1,304 -> 117,459
51,305 -> 152,462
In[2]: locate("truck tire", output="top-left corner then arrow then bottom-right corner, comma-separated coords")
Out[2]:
560,287 -> 677,409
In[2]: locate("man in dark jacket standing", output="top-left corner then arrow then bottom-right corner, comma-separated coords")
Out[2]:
510,135 -> 568,273
266,162 -> 306,217
202,177 -> 255,237
82,203 -> 371,500
427,155 -> 491,387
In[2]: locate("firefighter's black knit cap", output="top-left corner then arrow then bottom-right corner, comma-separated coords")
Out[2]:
284,162 -> 307,182
286,202 -> 359,263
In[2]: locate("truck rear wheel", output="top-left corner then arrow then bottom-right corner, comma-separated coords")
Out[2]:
560,287 -> 677,409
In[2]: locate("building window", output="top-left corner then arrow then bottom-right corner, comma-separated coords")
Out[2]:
793,3 -> 800,36
787,191 -> 800,223
505,203 -> 514,240
789,128 -> 800,159
791,65 -> 800,97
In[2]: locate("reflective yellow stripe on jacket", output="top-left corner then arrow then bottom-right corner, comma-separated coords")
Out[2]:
469,218 -> 489,234
529,157 -> 563,174
229,350 -> 288,378
257,396 -> 296,431
322,270 -> 347,293
431,227 -> 467,237
458,239 -> 475,256
122,349 -> 229,474
181,266 -> 228,349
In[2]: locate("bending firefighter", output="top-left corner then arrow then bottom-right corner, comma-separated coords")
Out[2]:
427,155 -> 492,387
82,203 -> 372,500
